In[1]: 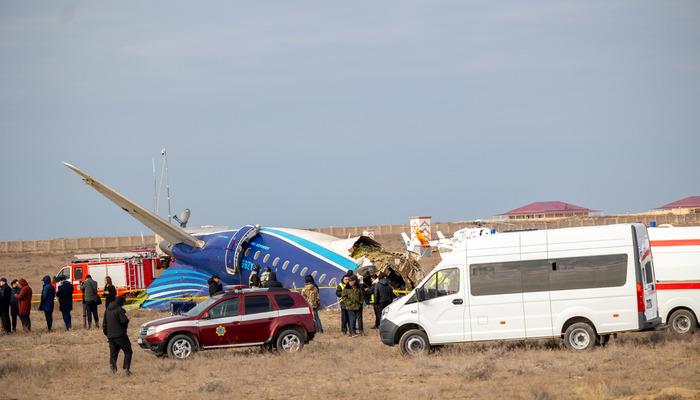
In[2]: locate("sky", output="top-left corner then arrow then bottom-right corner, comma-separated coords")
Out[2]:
1,1 -> 699,241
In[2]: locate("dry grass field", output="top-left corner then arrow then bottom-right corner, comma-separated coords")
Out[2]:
1,251 -> 699,400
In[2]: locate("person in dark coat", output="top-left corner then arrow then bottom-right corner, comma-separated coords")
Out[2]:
14,278 -> 32,331
38,275 -> 56,331
80,275 -> 100,328
248,265 -> 261,288
373,273 -> 395,328
335,275 -> 350,334
0,277 -> 12,334
103,296 -> 132,375
56,276 -> 74,330
103,276 -> 117,308
10,279 -> 20,332
208,275 -> 223,296
262,271 -> 283,288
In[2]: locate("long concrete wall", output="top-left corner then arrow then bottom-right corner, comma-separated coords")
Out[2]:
1,213 -> 698,254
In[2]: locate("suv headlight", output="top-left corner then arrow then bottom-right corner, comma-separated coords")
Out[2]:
146,326 -> 156,336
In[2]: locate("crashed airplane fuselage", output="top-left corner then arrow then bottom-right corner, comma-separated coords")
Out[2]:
63,163 -> 422,310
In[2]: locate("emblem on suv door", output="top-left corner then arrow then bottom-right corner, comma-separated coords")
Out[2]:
216,326 -> 226,336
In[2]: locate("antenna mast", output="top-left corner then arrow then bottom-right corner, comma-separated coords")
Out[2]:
162,148 -> 172,223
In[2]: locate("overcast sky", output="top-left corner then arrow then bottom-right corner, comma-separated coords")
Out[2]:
1,1 -> 699,240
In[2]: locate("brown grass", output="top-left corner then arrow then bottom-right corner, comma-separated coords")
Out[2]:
1,252 -> 699,400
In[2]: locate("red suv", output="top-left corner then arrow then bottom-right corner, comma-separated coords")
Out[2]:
137,288 -> 316,359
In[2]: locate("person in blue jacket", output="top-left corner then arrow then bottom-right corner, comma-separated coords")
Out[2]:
38,275 -> 56,331
56,276 -> 74,330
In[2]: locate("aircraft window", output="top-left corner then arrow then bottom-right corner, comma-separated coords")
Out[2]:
272,257 -> 280,267
244,248 -> 251,257
319,274 -> 326,284
300,267 -> 308,277
282,261 -> 290,270
311,271 -> 318,278
328,278 -> 337,287
254,250 -> 261,261
292,264 -> 300,273
263,254 -> 270,263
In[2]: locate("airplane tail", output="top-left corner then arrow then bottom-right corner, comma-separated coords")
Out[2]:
63,162 -> 204,249
437,231 -> 447,240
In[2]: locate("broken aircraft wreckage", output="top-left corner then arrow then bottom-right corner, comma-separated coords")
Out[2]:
63,162 -> 423,310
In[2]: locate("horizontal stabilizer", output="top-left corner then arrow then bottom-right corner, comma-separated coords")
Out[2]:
63,162 -> 204,249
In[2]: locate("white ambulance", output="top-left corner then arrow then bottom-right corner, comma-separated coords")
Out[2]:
379,223 -> 660,354
649,226 -> 700,335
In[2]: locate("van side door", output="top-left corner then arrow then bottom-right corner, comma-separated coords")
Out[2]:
417,267 -> 466,344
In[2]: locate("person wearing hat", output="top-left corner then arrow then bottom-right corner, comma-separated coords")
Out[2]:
301,274 -> 323,333
0,277 -> 11,334
249,265 -> 261,288
103,296 -> 132,375
9,279 -> 20,332
56,276 -> 74,330
341,275 -> 364,337
208,275 -> 223,297
38,275 -> 56,331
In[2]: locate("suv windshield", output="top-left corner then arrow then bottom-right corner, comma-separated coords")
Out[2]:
183,296 -> 223,317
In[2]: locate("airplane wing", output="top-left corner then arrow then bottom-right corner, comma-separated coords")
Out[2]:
63,162 -> 204,249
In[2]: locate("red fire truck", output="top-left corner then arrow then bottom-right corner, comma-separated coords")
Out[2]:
54,250 -> 165,301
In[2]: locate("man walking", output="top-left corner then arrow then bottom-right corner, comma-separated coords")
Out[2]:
0,278 -> 11,334
38,275 -> 55,331
103,296 -> 132,375
56,276 -> 73,330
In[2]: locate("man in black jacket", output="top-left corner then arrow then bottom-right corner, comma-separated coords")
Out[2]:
0,277 -> 11,334
103,296 -> 132,375
208,275 -> 223,296
9,280 -> 19,332
373,273 -> 395,328
56,276 -> 74,330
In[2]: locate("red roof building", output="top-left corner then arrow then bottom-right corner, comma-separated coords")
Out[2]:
656,196 -> 700,214
500,201 -> 595,220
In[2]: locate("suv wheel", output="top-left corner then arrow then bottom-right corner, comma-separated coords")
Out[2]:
669,309 -> 697,335
167,334 -> 196,359
564,322 -> 596,351
399,329 -> 429,356
276,329 -> 304,353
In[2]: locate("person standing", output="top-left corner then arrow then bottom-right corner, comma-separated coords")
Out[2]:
0,278 -> 11,334
38,275 -> 55,331
10,279 -> 20,332
103,296 -> 132,375
56,276 -> 74,330
249,265 -> 261,288
103,276 -> 117,308
262,271 -> 283,288
260,267 -> 271,287
80,275 -> 100,328
341,275 -> 363,338
335,275 -> 350,334
14,278 -> 32,332
301,275 -> 324,333
208,275 -> 223,296
373,273 -> 395,328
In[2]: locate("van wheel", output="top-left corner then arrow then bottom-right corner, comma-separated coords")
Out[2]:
276,329 -> 304,353
167,334 -> 196,359
564,322 -> 596,351
399,329 -> 429,356
669,309 -> 697,335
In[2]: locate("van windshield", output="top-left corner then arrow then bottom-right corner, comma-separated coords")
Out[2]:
183,296 -> 222,317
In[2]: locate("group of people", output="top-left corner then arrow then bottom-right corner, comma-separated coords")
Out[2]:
0,274 -> 119,334
336,270 -> 395,337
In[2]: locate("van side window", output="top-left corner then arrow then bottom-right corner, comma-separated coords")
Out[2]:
74,267 -> 83,280
521,260 -> 551,293
208,298 -> 239,319
423,268 -> 460,300
549,254 -> 627,291
244,295 -> 271,315
470,261 -> 522,296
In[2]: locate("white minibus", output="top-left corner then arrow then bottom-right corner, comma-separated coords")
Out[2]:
649,226 -> 700,335
379,223 -> 660,354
